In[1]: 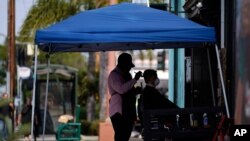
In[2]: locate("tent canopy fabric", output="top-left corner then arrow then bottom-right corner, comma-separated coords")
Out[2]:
35,2 -> 216,53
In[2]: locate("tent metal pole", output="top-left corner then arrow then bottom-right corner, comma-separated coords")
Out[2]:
42,54 -> 50,141
31,44 -> 38,140
221,0 -> 225,49
207,48 -> 216,107
215,45 -> 230,118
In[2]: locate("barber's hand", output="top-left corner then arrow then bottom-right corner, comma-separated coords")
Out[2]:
134,71 -> 142,80
134,86 -> 142,95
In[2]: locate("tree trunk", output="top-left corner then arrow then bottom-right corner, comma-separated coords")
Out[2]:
86,52 -> 96,121
87,94 -> 96,121
99,52 -> 108,121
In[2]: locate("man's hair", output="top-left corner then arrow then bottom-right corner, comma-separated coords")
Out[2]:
143,69 -> 157,83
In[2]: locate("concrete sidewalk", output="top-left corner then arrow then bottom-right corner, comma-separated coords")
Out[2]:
17,135 -> 98,141
17,135 -> 143,141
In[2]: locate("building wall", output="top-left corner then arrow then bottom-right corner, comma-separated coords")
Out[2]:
235,0 -> 250,124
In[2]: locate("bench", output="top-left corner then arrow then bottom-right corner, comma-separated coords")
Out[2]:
56,105 -> 81,141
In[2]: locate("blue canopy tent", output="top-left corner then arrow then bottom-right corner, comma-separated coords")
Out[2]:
32,2 -> 229,140
35,2 -> 215,52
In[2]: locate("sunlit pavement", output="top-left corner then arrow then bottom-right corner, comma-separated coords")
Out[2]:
17,135 -> 98,141
16,135 -> 144,141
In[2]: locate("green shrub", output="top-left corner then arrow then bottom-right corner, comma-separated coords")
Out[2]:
90,120 -> 99,135
80,107 -> 86,119
80,120 -> 99,135
80,120 -> 91,135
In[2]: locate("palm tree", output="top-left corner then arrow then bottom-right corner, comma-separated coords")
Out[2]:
119,0 -> 164,4
149,0 -> 164,4
18,0 -> 88,66
98,52 -> 108,121
146,49 -> 154,68
118,0 -> 130,3
71,0 -> 110,122
139,50 -> 145,66
18,0 -> 96,124
18,0 -> 83,42
89,0 -> 110,122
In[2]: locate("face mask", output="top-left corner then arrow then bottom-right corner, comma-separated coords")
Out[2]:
154,78 -> 160,86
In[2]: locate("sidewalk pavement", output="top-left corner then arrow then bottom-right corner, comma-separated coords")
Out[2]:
17,135 -> 143,141
17,135 -> 98,141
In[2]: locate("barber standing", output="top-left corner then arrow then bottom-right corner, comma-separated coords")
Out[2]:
108,53 -> 142,141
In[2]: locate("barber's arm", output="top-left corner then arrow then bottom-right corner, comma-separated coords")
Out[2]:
109,71 -> 141,94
